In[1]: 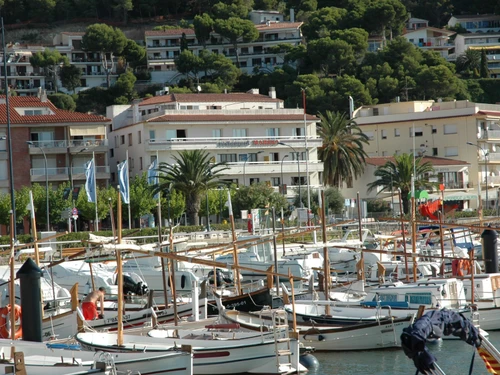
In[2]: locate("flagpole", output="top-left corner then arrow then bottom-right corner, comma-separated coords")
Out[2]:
156,150 -> 161,227
93,151 -> 98,231
126,150 -> 131,229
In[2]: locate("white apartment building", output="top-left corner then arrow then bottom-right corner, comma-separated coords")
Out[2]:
145,22 -> 303,84
107,88 -> 323,201
447,14 -> 500,76
53,32 -> 120,92
347,100 -> 500,209
403,17 -> 455,59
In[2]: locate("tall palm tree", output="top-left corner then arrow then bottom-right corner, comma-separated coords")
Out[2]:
153,150 -> 228,226
366,153 -> 435,214
318,111 -> 369,187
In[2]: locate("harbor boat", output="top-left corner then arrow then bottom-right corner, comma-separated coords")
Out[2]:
206,286 -> 274,315
0,339 -> 192,375
74,309 -> 305,375
221,308 -> 415,351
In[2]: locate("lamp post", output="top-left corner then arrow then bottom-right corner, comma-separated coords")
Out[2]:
467,142 -> 489,212
243,150 -> 263,186
27,141 -> 49,230
279,142 -> 301,206
280,154 -> 289,196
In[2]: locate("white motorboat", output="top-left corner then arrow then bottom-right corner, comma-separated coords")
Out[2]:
0,339 -> 192,375
75,309 -> 305,375
222,308 -> 415,351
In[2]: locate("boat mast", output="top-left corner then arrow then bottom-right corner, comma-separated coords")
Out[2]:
228,190 -> 242,295
117,185 -> 124,346
321,189 -> 330,315
356,192 -> 365,283
9,210 -> 16,357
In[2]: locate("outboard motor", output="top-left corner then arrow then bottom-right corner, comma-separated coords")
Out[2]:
208,269 -> 233,285
122,274 -> 149,296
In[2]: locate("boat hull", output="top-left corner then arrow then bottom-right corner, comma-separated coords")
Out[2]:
207,288 -> 273,315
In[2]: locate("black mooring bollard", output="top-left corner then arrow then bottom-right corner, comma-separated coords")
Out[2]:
481,226 -> 498,274
16,258 -> 43,342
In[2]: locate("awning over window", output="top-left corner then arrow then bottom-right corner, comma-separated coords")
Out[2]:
69,126 -> 106,136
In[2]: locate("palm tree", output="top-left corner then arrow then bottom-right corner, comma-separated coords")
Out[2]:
318,111 -> 369,187
153,150 -> 228,226
366,153 -> 435,214
456,49 -> 481,77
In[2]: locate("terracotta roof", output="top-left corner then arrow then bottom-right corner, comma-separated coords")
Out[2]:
478,110 -> 500,116
255,22 -> 303,30
0,96 -> 109,124
147,114 -> 318,122
145,29 -> 195,37
366,156 -> 469,167
139,93 -> 282,106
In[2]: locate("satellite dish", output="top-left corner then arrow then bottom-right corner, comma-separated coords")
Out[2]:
197,85 -> 202,92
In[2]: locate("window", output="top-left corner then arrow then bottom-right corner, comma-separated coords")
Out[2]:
444,124 -> 457,134
431,125 -> 437,134
292,176 -> 306,186
394,129 -> 400,137
166,129 -> 176,140
110,149 -> 114,158
270,152 -> 279,162
114,135 -> 118,148
249,178 -> 260,185
108,124 -> 113,133
239,154 -> 248,162
149,130 -> 155,142
219,154 -> 237,162
139,157 -> 143,170
138,131 -> 142,144
381,129 -> 387,139
128,133 -> 132,146
364,131 -> 375,140
24,109 -> 43,115
410,127 -> 423,137
445,147 -> 458,157
150,155 -> 157,164
293,128 -> 303,137
373,108 -> 379,116
120,135 -> 125,145
433,147 -> 438,156
212,129 -> 222,138
266,128 -> 280,137
111,172 -> 115,183
233,129 -> 247,137
271,177 -> 280,186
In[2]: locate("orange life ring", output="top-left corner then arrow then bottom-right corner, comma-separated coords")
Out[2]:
456,259 -> 473,277
0,304 -> 22,339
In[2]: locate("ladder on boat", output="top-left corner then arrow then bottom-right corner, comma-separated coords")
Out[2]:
271,309 -> 295,373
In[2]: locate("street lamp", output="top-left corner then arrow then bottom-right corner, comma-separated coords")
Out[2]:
280,154 -> 289,196
243,150 -> 263,186
467,142 -> 489,212
279,142 -> 301,206
27,141 -> 49,230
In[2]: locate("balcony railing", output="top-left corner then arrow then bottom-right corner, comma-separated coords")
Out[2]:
484,130 -> 500,139
27,139 -> 108,148
30,166 -> 109,176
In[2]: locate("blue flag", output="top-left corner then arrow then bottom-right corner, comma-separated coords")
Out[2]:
85,159 -> 96,203
118,160 -> 130,204
148,159 -> 159,199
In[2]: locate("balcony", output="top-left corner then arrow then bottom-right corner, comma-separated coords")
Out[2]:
224,160 -> 324,176
146,136 -> 323,152
483,130 -> 500,140
30,166 -> 110,182
28,139 -> 109,154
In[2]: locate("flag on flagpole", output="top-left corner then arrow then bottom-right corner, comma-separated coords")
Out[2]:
85,159 -> 96,203
148,159 -> 159,199
118,160 -> 130,204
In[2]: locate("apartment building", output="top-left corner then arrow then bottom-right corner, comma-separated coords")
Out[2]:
403,17 -> 455,59
349,99 -> 500,209
447,14 -> 500,76
107,88 -> 323,201
53,32 -> 120,92
0,91 -> 111,194
145,21 -> 303,84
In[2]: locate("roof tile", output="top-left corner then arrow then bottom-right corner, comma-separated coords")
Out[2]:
147,113 -> 318,122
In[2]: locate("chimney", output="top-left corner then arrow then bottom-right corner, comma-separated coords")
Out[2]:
290,8 -> 295,23
247,88 -> 259,95
40,89 -> 47,102
37,87 -> 42,99
269,87 -> 276,99
132,99 -> 142,123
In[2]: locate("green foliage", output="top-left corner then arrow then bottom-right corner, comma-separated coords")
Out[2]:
480,49 -> 489,79
122,40 -> 147,69
367,153 -> 436,214
302,7 -> 347,40
212,0 -> 253,19
367,199 -> 391,213
318,111 -> 369,187
153,150 -> 229,226
75,87 -> 114,115
232,183 -> 289,217
161,188 -> 186,222
125,173 -> 158,226
111,70 -> 137,102
59,65 -> 82,93
193,14 -> 214,49
82,24 -> 127,55
214,18 -> 259,67
48,93 -> 76,111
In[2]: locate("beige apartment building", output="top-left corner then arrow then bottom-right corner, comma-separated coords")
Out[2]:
347,100 -> 500,210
